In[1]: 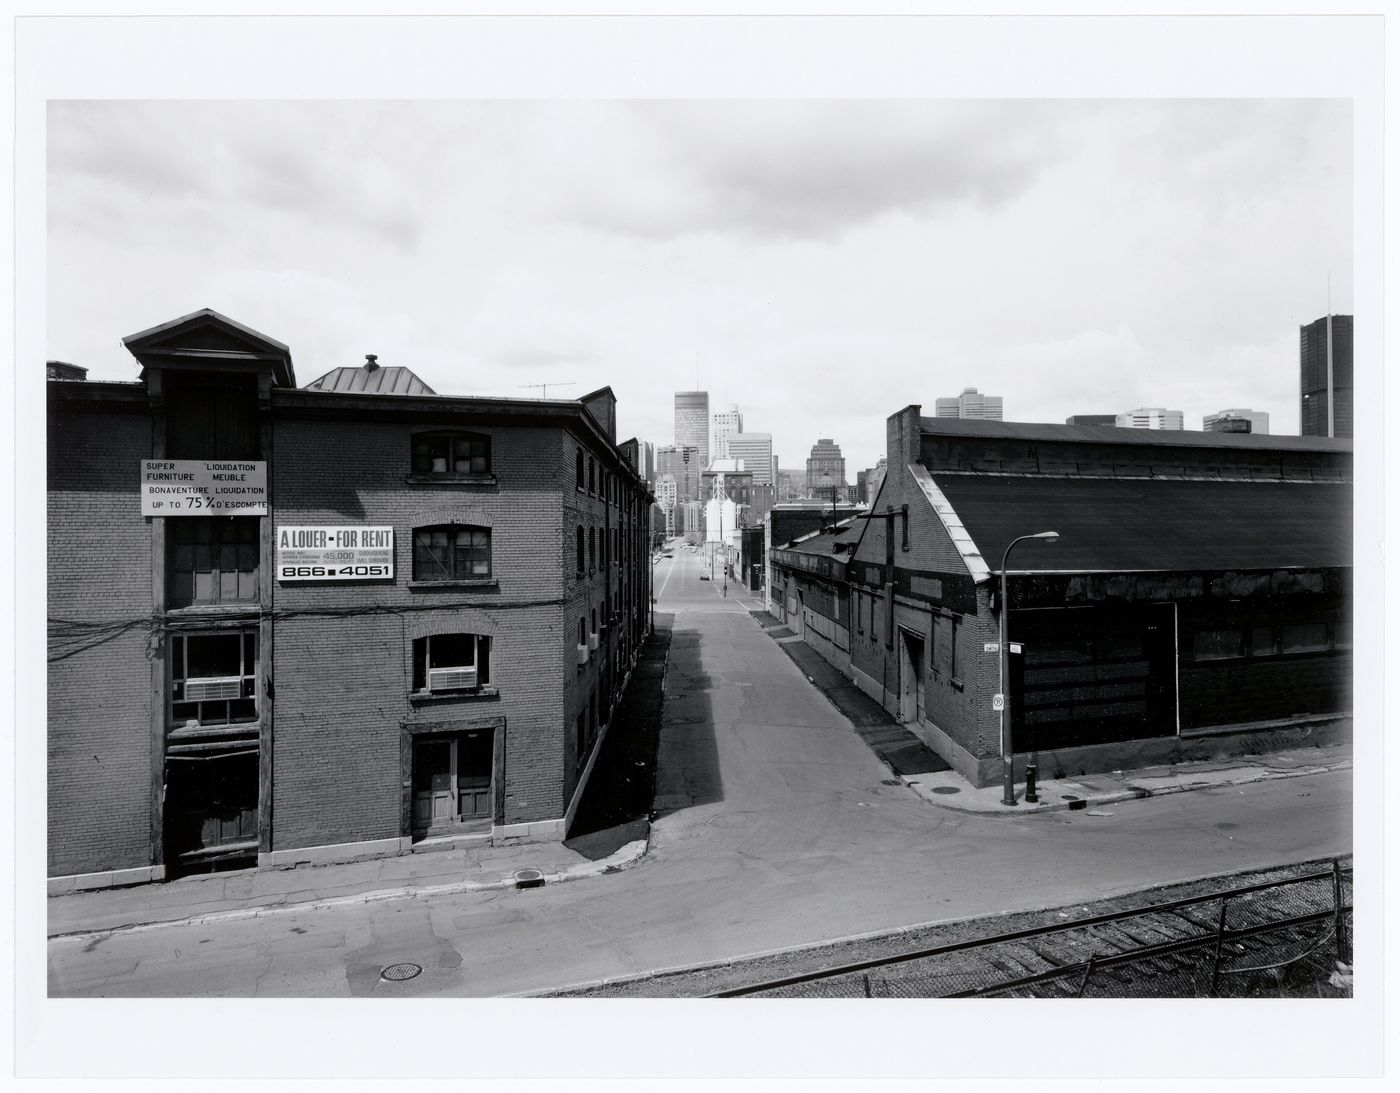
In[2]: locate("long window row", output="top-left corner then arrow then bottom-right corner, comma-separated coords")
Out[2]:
168,628 -> 495,730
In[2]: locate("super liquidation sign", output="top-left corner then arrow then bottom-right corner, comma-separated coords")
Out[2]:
141,460 -> 267,515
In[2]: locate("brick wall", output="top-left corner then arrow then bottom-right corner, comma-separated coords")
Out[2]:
270,415 -> 572,848
48,400 -> 155,875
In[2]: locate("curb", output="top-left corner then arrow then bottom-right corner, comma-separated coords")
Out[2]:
907,759 -> 1352,817
525,853 -> 1352,998
48,837 -> 650,943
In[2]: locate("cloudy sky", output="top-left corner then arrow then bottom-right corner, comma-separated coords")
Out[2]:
47,98 -> 1351,473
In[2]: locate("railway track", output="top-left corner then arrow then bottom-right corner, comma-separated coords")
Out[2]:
715,859 -> 1351,998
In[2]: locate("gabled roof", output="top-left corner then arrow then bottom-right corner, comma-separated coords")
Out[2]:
122,308 -> 295,387
931,474 -> 1352,575
304,363 -> 435,395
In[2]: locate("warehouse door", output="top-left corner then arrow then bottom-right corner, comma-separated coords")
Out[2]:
1010,603 -> 1176,752
412,733 -> 493,835
898,629 -> 925,724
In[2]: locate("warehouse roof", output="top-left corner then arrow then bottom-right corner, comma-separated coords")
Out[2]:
304,358 -> 436,395
920,417 -> 1352,454
930,474 -> 1352,574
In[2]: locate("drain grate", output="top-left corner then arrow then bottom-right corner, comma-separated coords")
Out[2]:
880,779 -> 902,786
380,962 -> 422,982
513,868 -> 546,889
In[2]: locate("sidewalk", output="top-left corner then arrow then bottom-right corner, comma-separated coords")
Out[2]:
751,607 -> 1352,816
48,834 -> 649,940
906,743 -> 1352,814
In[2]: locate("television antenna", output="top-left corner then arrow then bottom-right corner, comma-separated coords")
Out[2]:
517,381 -> 576,398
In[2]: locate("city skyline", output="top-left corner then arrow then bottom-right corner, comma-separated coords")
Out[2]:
46,98 -> 1352,473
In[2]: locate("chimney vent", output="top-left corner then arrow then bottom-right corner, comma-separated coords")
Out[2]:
364,354 -> 379,371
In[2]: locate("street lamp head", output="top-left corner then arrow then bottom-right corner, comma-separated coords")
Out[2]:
1032,530 -> 1059,541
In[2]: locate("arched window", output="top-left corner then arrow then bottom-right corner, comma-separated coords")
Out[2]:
576,525 -> 585,575
588,527 -> 596,571
588,457 -> 596,494
413,525 -> 491,580
576,448 -> 584,489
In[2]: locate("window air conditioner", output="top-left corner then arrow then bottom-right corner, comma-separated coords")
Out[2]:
588,632 -> 599,652
576,643 -> 590,667
183,677 -> 244,702
427,666 -> 478,692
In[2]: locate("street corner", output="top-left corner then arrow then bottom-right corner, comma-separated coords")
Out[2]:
553,836 -> 651,884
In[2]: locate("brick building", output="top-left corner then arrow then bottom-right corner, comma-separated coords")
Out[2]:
782,410 -> 1352,788
47,309 -> 653,891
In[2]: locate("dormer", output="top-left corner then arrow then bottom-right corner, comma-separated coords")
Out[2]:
124,309 -> 293,460
579,386 -> 617,444
123,308 -> 296,389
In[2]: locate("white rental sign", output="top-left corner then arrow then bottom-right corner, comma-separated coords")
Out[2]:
277,527 -> 395,581
141,460 -> 267,515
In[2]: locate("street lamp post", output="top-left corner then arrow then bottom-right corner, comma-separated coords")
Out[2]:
999,531 -> 1060,807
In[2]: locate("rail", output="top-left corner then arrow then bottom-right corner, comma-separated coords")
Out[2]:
712,859 -> 1351,999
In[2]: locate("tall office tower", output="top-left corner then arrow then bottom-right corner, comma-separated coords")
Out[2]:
674,391 -> 710,468
654,474 -> 678,534
1116,408 -> 1185,430
727,431 -> 774,485
935,387 -> 1004,420
805,438 -> 847,496
1300,314 -> 1353,439
1203,408 -> 1270,435
656,444 -> 701,504
711,405 -> 743,461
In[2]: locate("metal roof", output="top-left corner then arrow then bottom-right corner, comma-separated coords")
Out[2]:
784,519 -> 860,555
920,417 -> 1353,454
303,365 -> 436,395
931,474 -> 1352,574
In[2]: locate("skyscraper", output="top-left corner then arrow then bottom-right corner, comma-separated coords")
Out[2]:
727,431 -> 773,486
710,405 -> 743,461
656,444 -> 701,504
805,438 -> 847,496
1300,314 -> 1353,439
935,387 -> 1003,420
1116,408 -> 1184,430
673,391 -> 710,468
1204,408 -> 1270,435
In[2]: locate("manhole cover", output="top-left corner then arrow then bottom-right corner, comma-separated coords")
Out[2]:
929,786 -> 961,795
513,868 -> 546,889
380,963 -> 422,982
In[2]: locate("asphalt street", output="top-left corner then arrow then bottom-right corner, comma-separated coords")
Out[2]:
46,541 -> 1353,997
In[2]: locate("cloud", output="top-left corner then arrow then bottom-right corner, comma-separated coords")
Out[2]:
550,100 -> 1074,241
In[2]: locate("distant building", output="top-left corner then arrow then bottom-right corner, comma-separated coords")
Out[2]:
776,468 -> 804,503
674,391 -> 710,468
805,438 -> 847,496
656,444 -> 701,504
1117,408 -> 1184,430
1065,414 -> 1117,427
727,431 -> 774,486
710,406 -> 743,462
1301,314 -> 1353,439
655,474 -> 678,535
1204,409 -> 1270,435
935,387 -> 1003,420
